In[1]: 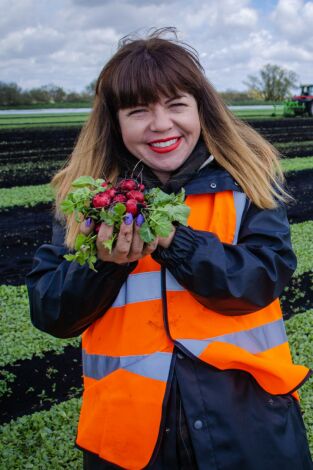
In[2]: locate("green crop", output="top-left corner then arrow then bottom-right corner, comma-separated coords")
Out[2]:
0,285 -> 80,367
0,398 -> 82,469
0,184 -> 54,209
291,221 -> 313,275
281,156 -> 313,173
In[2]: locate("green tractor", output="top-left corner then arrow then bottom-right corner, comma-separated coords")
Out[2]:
283,84 -> 313,117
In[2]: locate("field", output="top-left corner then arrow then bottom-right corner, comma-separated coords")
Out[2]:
0,116 -> 312,468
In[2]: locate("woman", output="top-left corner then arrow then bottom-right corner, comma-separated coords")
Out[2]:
26,28 -> 313,469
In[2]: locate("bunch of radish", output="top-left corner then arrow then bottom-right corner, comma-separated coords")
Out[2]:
60,175 -> 190,270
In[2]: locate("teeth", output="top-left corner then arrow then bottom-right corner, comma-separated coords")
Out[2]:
150,138 -> 178,148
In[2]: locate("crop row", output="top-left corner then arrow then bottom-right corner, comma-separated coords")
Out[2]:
1,155 -> 313,189
0,119 -> 312,166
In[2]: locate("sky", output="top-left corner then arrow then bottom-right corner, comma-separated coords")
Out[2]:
1,0 -> 312,93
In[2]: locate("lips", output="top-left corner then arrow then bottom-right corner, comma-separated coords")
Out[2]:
148,136 -> 182,154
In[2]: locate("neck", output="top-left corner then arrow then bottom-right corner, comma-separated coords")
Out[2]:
152,170 -> 171,184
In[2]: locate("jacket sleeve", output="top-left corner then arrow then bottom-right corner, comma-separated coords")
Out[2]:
152,201 -> 297,315
26,220 -> 137,338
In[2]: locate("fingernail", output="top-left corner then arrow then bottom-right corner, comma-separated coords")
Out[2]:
85,218 -> 92,227
123,213 -> 133,225
136,214 -> 145,227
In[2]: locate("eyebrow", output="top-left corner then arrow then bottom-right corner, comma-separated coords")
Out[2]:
165,94 -> 186,103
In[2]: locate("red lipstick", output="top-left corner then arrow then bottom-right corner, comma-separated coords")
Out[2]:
148,136 -> 182,154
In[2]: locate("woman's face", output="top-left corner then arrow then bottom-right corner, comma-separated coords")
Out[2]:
117,92 -> 201,182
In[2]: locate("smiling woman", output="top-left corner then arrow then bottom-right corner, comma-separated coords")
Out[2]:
118,93 -> 201,183
26,27 -> 313,470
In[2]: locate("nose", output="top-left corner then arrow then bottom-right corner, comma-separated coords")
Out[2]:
149,105 -> 173,132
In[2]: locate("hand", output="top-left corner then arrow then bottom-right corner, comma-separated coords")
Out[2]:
157,227 -> 176,249
80,214 -> 159,264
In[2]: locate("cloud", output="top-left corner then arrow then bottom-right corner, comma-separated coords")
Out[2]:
0,0 -> 312,92
270,0 -> 313,42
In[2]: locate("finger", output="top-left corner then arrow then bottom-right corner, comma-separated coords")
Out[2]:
80,218 -> 95,235
96,222 -> 114,246
114,214 -> 134,258
128,223 -> 144,260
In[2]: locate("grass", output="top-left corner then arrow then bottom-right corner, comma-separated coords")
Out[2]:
0,184 -> 54,210
0,113 -> 88,130
0,285 -> 80,367
0,397 -> 82,469
291,221 -> 313,275
276,140 -> 313,150
281,156 -> 313,173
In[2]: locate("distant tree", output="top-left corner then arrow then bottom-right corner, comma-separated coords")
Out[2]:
0,82 -> 24,105
219,89 -> 258,105
244,64 -> 299,101
65,91 -> 84,103
42,84 -> 67,102
85,79 -> 97,96
27,86 -> 51,104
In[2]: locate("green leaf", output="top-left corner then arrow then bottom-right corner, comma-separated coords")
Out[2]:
71,176 -> 97,187
139,222 -> 155,243
145,187 -> 173,205
102,235 -> 116,253
166,204 -> 190,224
113,203 -> 126,216
152,218 -> 173,238
100,210 -> 115,225
64,254 -> 76,262
74,233 -> 87,251
60,199 -> 75,215
174,188 -> 186,204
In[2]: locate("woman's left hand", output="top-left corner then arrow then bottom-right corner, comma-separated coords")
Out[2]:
157,227 -> 176,249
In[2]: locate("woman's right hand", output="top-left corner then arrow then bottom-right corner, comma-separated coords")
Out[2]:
79,214 -> 159,264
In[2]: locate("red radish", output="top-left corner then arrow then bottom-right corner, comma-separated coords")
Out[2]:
119,179 -> 138,191
125,199 -> 138,216
126,190 -> 145,202
139,184 -> 145,191
108,188 -> 117,198
95,223 -> 101,233
101,182 -> 109,189
113,194 -> 127,203
92,193 -> 111,208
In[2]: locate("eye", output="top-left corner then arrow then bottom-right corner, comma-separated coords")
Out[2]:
128,108 -> 147,116
170,102 -> 187,108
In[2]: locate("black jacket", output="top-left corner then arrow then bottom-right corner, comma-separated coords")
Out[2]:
26,159 -> 313,470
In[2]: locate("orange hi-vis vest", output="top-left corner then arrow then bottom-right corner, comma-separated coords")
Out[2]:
76,190 -> 310,470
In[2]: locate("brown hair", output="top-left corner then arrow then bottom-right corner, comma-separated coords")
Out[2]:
52,27 -> 290,247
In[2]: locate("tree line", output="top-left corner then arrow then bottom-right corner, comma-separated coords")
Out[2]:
0,64 -> 299,107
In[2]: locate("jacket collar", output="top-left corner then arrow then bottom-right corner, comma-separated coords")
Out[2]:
184,160 -> 242,195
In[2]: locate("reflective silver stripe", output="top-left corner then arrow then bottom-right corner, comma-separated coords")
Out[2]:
112,270 -> 184,308
82,350 -> 172,382
233,191 -> 247,244
178,319 -> 287,356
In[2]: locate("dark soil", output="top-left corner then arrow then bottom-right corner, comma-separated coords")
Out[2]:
0,345 -> 82,425
1,120 -> 313,169
0,203 -> 53,285
250,118 -> 313,144
0,127 -> 80,164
